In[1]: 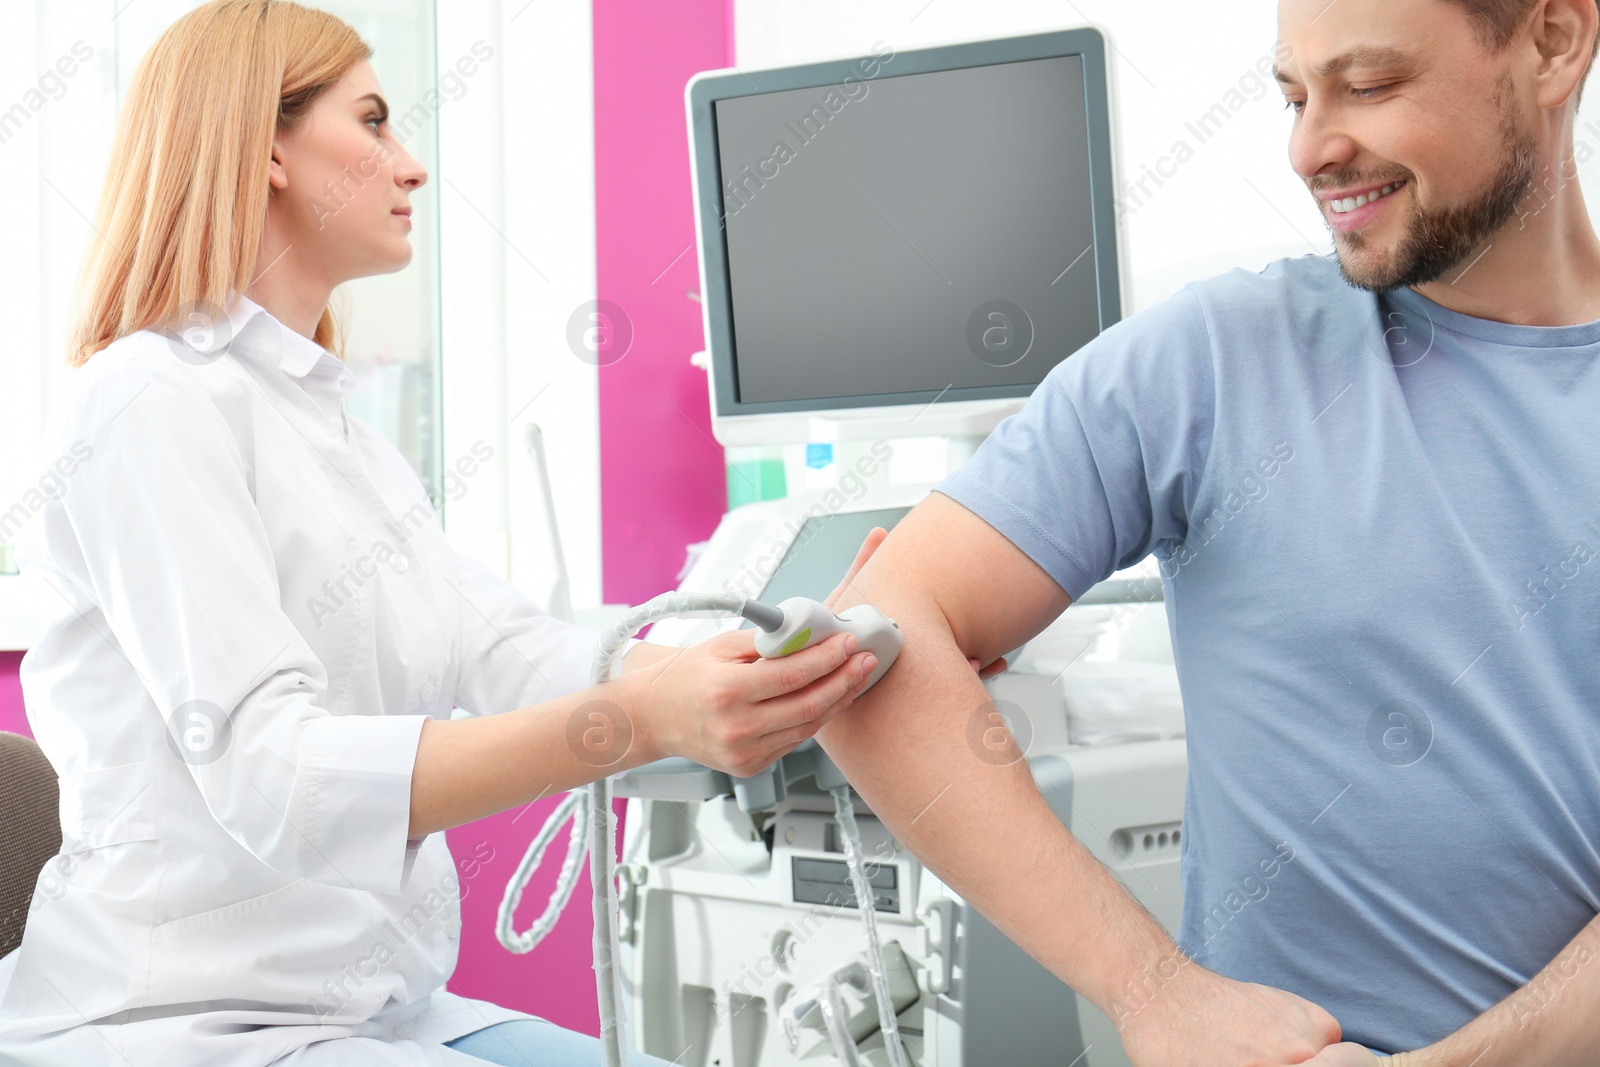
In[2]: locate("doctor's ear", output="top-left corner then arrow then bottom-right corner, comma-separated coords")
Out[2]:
267,140 -> 290,194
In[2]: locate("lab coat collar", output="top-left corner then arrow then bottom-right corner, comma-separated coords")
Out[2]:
220,292 -> 351,387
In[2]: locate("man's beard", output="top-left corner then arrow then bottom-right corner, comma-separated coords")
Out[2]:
1329,78 -> 1537,292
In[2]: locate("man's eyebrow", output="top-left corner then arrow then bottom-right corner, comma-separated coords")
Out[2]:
1273,45 -> 1411,84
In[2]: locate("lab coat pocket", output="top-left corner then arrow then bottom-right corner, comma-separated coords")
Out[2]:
146,876 -> 378,1014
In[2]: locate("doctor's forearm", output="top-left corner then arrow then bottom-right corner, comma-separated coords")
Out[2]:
407,675 -> 655,839
1397,913 -> 1600,1067
621,641 -> 684,674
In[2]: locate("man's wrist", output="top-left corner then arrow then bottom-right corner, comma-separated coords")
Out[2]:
1085,937 -> 1204,1033
1389,1040 -> 1482,1067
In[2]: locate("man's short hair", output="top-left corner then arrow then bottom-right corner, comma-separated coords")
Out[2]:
1442,0 -> 1600,100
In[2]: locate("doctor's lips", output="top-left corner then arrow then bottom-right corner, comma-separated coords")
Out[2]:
392,205 -> 412,224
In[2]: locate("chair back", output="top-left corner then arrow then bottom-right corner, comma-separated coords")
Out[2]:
0,732 -> 62,958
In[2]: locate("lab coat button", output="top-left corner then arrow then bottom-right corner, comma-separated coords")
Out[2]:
446,918 -> 461,940
395,1022 -> 415,1039
389,553 -> 410,574
420,678 -> 438,703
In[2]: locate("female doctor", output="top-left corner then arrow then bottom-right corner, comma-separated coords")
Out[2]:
0,2 -> 905,1064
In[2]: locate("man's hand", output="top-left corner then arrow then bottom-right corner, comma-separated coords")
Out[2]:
827,525 -> 1007,678
1292,1044 -> 1387,1064
1118,964 -> 1343,1066
1287,911 -> 1600,1067
825,525 -> 890,608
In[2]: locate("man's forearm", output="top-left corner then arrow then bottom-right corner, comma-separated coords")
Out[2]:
818,576 -> 1179,1017
1400,913 -> 1600,1067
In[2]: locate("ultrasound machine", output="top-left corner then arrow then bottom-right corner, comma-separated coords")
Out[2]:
551,26 -> 1188,1066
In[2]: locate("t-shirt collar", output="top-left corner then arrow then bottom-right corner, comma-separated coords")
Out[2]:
1385,282 -> 1600,350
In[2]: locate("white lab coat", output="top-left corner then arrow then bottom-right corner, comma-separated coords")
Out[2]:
0,294 -> 604,1065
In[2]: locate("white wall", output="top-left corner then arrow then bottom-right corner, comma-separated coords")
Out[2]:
0,0 -> 48,529
493,0 -> 604,613
435,0 -> 603,614
0,2 -> 117,586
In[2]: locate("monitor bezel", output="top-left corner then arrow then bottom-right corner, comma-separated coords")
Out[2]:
686,27 -> 1122,419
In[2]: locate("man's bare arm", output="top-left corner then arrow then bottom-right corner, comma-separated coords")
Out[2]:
820,494 -> 1134,998
1308,913 -> 1600,1066
819,491 -> 1341,1065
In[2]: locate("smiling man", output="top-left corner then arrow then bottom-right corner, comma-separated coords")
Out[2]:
814,0 -> 1600,1064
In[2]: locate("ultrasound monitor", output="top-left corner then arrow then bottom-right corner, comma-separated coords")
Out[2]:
686,27 -> 1124,446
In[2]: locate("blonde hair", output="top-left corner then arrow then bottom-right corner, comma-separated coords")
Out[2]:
67,0 -> 372,366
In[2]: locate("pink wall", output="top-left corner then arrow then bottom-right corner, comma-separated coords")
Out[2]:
443,803 -> 615,1033
0,652 -> 26,738
595,0 -> 734,605
443,0 -> 737,1033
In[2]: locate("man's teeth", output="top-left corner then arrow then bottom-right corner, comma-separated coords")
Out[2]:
1329,181 -> 1403,214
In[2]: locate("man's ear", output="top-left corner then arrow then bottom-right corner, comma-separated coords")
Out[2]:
1531,0 -> 1598,109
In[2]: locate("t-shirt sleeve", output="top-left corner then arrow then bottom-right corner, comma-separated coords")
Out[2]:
933,284 -> 1218,601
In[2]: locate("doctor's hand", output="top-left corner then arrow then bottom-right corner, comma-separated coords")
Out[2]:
619,524 -> 1001,778
1119,966 -> 1343,1067
628,628 -> 877,778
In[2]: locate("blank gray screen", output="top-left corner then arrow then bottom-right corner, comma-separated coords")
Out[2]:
714,55 -> 1099,405
756,506 -> 911,606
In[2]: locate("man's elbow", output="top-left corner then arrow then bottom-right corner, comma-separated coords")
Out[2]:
833,547 -> 993,669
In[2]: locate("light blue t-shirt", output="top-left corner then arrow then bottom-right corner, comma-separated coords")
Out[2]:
936,253 -> 1600,1053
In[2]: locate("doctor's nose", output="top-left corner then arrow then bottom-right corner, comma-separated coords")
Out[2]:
393,145 -> 428,191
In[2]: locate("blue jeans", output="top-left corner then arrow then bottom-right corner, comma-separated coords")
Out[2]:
445,1019 -> 680,1066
